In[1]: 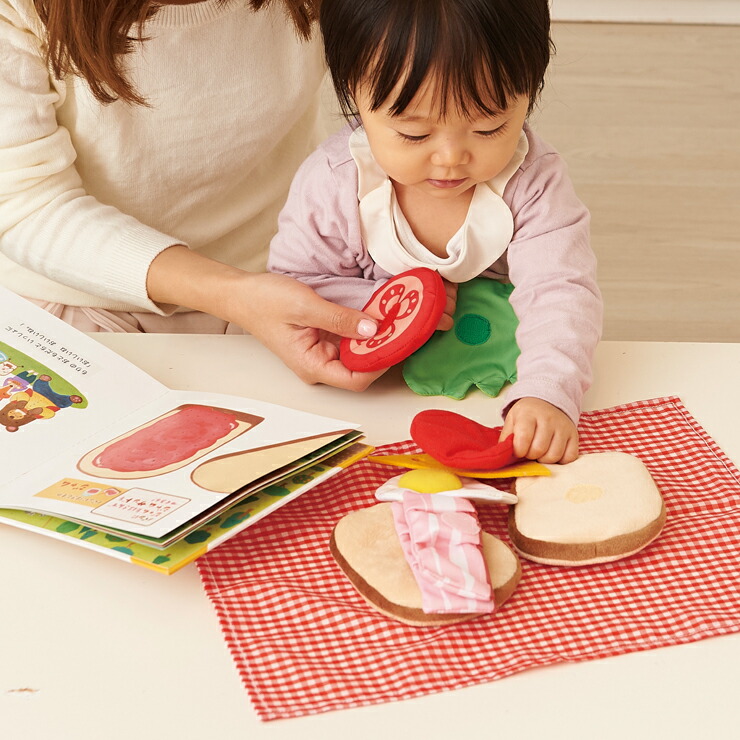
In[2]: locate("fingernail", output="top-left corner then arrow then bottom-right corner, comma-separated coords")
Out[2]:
358,319 -> 377,337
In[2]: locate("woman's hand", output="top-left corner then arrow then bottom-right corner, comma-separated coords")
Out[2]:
146,246 -> 384,391
234,272 -> 386,390
500,397 -> 579,464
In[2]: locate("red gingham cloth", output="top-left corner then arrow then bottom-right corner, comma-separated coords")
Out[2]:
198,397 -> 740,720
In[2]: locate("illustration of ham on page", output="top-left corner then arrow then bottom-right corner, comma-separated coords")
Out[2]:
0,286 -> 361,549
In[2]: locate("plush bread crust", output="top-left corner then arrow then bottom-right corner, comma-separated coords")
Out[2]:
508,503 -> 666,565
331,503 -> 521,627
508,452 -> 666,566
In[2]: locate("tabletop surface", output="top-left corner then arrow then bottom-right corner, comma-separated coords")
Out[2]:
2,336 -> 739,740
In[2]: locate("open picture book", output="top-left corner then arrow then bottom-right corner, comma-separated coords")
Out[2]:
0,286 -> 370,574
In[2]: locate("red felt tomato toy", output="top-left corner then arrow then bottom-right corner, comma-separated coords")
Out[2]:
340,268 -> 446,372
410,409 -> 520,470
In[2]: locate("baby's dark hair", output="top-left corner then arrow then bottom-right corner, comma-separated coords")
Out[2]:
320,0 -> 553,119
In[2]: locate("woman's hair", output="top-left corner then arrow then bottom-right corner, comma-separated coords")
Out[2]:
33,0 -> 320,105
320,0 -> 553,119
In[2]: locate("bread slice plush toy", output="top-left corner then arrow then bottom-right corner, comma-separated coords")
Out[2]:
331,469 -> 521,627
509,452 -> 666,566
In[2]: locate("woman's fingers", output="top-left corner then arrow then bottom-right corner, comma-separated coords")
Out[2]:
286,280 -> 378,340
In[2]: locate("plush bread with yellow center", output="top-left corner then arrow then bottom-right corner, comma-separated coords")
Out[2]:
509,452 -> 666,566
331,469 -> 521,627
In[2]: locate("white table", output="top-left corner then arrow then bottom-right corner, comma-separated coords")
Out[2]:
3,337 -> 739,740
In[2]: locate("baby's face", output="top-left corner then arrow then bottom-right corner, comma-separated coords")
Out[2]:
355,76 -> 528,202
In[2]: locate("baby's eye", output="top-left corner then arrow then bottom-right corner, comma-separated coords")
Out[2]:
475,123 -> 508,138
396,131 -> 429,143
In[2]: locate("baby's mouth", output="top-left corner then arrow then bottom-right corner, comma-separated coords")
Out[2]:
426,178 -> 467,189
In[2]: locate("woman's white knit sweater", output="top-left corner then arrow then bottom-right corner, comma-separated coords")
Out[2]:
0,0 -> 327,312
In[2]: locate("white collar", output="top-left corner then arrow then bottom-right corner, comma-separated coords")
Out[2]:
349,127 -> 529,281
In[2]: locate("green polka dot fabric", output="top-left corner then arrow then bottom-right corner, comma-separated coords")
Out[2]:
402,278 -> 519,399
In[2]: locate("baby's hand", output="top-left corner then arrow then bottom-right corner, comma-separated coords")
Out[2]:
436,280 -> 458,331
500,397 -> 578,464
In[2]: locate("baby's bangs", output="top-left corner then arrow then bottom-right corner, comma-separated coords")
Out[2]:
354,1 -> 550,118
378,37 -> 521,119
322,0 -> 551,120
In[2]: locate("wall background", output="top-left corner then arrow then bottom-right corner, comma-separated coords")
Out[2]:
551,1 -> 740,24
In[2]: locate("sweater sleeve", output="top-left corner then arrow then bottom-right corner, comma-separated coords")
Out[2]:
267,138 -> 388,310
500,151 -> 603,424
0,2 -> 180,312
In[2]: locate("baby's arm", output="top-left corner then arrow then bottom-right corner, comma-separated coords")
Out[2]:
501,149 -> 603,462
268,138 -> 390,311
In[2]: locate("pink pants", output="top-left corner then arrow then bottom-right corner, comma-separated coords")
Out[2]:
27,300 -> 246,335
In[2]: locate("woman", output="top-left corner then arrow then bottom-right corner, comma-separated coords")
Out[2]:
0,0 -> 380,389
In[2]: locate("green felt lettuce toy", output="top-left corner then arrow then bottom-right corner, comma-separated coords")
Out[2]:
402,278 -> 520,399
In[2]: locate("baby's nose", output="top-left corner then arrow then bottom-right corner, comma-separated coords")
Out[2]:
431,141 -> 470,167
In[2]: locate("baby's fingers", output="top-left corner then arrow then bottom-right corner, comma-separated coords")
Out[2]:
525,424 -> 558,462
535,431 -> 566,464
537,429 -> 580,464
444,280 -> 457,318
509,416 -> 537,460
434,282 -> 457,331
436,312 -> 454,331
561,432 -> 579,463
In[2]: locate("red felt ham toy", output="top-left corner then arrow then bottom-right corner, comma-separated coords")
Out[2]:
410,409 -> 520,470
340,268 -> 446,372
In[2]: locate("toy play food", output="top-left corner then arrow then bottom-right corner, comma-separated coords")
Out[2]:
403,276 -> 519,398
374,471 -> 518,505
331,503 -> 521,627
340,268 -> 446,372
410,408 -> 519,470
331,469 -> 521,627
508,452 -> 666,565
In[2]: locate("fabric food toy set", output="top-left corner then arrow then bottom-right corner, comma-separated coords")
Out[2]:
330,410 -> 667,627
340,268 -> 519,399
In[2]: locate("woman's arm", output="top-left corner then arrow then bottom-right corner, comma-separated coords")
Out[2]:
147,246 -> 382,390
1,4 -> 381,390
0,2 -> 176,311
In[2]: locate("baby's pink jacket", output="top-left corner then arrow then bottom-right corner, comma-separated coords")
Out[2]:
268,124 -> 603,423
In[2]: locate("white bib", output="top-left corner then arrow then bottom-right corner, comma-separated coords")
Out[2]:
349,127 -> 528,281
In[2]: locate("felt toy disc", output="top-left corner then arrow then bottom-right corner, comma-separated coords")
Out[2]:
331,503 -> 521,627
508,452 -> 667,566
340,268 -> 446,372
410,409 -> 519,470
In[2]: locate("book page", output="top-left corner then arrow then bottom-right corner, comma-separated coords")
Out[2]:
0,287 -> 167,484
0,441 -> 373,573
0,287 -> 360,542
1,389 -> 358,540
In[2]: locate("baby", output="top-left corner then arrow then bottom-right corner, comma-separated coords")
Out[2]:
269,0 -> 603,463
